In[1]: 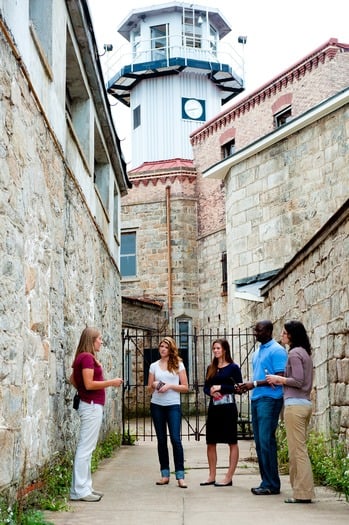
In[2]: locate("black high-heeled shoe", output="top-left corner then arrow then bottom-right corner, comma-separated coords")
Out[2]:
214,481 -> 232,487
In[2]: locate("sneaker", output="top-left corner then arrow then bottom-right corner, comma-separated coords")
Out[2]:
92,490 -> 104,497
79,493 -> 102,502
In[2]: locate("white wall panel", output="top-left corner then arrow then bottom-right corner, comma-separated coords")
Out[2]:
131,73 -> 222,168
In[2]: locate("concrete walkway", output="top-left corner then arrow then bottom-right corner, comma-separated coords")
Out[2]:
44,439 -> 348,525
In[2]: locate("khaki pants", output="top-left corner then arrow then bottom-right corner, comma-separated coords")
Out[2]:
284,404 -> 315,500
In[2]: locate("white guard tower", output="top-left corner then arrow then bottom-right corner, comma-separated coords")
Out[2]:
107,1 -> 244,169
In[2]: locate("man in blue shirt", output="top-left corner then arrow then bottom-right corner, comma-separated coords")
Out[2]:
241,320 -> 287,495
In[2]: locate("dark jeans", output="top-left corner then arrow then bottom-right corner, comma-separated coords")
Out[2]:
251,396 -> 283,492
150,403 -> 184,480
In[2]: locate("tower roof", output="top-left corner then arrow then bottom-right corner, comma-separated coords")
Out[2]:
117,1 -> 232,41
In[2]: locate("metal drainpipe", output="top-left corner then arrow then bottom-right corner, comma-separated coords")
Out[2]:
166,185 -> 173,326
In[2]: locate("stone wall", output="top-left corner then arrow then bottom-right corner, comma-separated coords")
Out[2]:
226,102 -> 349,312
121,175 -> 199,328
122,297 -> 164,332
197,229 -> 228,330
0,18 -> 123,490
189,40 -> 349,440
238,206 -> 349,440
190,39 -> 349,335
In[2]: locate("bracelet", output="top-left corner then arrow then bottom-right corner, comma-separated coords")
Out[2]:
253,380 -> 258,388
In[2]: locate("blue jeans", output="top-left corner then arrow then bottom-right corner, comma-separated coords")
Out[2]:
251,397 -> 283,492
150,403 -> 185,480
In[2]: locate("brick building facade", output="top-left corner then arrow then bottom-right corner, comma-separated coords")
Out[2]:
191,39 -> 349,439
191,38 -> 349,330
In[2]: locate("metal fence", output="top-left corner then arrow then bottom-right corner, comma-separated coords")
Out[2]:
121,328 -> 256,442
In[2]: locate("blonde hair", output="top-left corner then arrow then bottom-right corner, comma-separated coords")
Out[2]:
159,336 -> 182,374
74,327 -> 101,362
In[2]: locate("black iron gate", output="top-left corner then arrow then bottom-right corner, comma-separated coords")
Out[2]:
121,328 -> 256,442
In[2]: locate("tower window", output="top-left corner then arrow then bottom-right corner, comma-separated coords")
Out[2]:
151,24 -> 168,61
182,8 -> 202,48
209,25 -> 217,54
132,28 -> 141,58
133,105 -> 141,129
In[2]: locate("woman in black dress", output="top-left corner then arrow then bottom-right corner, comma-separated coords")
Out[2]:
200,339 -> 242,487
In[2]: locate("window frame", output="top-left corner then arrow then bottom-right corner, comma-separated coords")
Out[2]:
274,106 -> 292,128
182,8 -> 203,49
113,183 -> 119,242
221,251 -> 228,295
120,231 -> 137,278
29,0 -> 53,77
133,105 -> 141,130
221,139 -> 235,159
150,24 -> 168,61
94,121 -> 110,215
65,30 -> 91,165
175,317 -> 192,381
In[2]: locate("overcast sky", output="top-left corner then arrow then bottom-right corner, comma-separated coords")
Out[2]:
88,0 -> 349,163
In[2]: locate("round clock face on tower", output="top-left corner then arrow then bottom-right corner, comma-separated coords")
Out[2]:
183,98 -> 205,120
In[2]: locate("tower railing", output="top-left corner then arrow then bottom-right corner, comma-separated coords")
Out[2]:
102,34 -> 244,85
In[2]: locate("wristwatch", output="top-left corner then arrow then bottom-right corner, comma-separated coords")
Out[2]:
253,380 -> 258,388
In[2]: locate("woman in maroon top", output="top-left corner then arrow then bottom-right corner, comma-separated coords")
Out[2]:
69,327 -> 123,502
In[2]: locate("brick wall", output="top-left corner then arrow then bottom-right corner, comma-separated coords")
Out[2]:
192,43 -> 349,171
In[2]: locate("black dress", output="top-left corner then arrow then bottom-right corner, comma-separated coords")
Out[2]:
204,362 -> 242,444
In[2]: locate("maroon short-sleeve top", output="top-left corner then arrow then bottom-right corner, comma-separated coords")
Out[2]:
73,352 -> 105,405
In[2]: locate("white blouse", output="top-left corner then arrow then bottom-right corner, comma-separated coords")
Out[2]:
149,360 -> 185,406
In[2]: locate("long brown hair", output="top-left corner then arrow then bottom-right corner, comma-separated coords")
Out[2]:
73,327 -> 101,363
206,339 -> 233,380
284,320 -> 312,355
159,336 -> 182,374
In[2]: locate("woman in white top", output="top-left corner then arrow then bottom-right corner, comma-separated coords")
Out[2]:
148,336 -> 189,488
